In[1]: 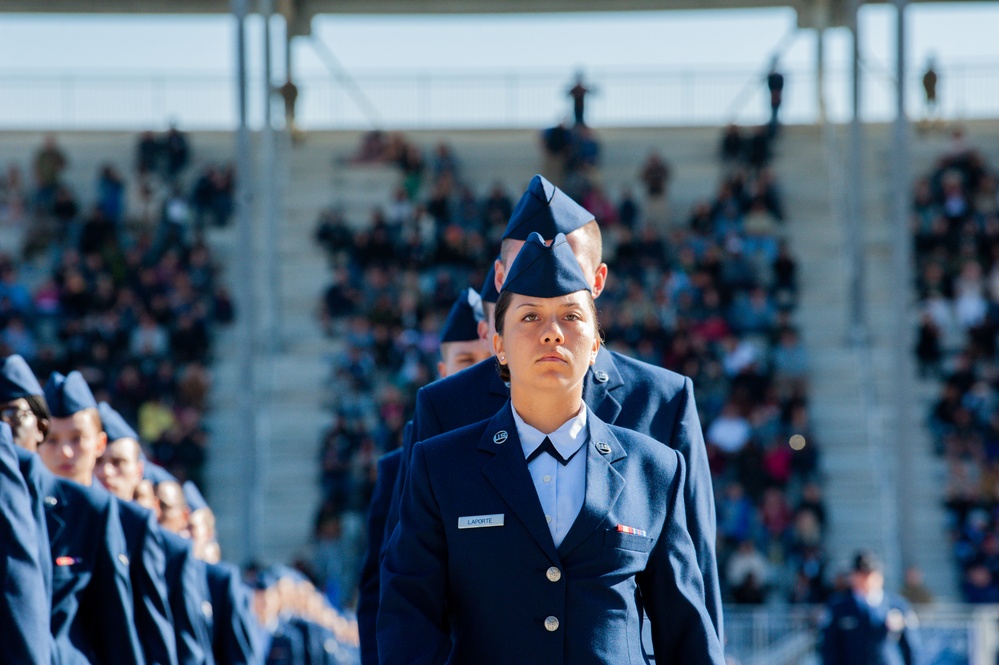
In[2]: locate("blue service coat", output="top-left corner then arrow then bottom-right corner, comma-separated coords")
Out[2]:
390,348 -> 722,639
1,428 -> 51,665
264,617 -> 308,665
378,403 -> 723,665
162,530 -> 216,665
357,447 -> 403,665
117,498 -> 178,665
36,469 -> 143,665
298,617 -> 359,665
820,591 -> 921,665
206,561 -> 261,665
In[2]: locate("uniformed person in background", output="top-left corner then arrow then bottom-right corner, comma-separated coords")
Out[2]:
0,420 -> 51,665
95,400 -> 178,665
35,369 -> 144,664
180,474 -> 262,665
388,174 -> 723,640
357,286 -> 491,665
155,479 -> 218,665
99,401 -> 224,665
379,232 -> 723,664
435,287 -> 492,379
820,550 -> 922,665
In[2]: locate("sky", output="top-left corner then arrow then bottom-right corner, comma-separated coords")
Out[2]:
0,3 -> 996,128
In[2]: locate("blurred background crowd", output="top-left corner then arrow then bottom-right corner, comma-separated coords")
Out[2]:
0,129 -> 235,490
913,129 -> 999,603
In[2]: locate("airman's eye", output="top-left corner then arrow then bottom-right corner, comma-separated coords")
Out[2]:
522,313 -> 539,322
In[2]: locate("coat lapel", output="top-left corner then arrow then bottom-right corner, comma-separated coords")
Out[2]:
557,412 -> 627,559
479,404 -> 560,565
584,348 -> 623,424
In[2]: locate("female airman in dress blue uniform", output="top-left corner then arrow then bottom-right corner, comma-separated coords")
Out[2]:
379,233 -> 723,665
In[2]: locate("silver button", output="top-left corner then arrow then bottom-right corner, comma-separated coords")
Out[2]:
546,567 -> 561,582
544,616 -> 559,632
117,553 -> 129,566
493,430 -> 508,444
595,441 -> 612,455
594,370 -> 609,383
545,514 -> 552,524
543,474 -> 551,484
202,600 -> 213,618
44,496 -> 58,506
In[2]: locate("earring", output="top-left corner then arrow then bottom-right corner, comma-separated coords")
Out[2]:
499,354 -> 506,363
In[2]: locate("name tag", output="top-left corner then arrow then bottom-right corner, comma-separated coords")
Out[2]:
458,514 -> 505,529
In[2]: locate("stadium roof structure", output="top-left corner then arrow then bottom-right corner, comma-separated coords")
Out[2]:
2,0 -> 971,31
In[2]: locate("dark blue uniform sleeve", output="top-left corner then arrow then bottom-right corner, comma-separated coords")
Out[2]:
88,496 -> 145,665
358,449 -> 403,665
819,601 -> 844,665
672,377 -> 723,640
383,394 -> 437,561
639,453 -> 725,665
0,425 -> 51,665
208,563 -> 261,665
164,533 -> 216,665
377,443 -> 451,665
135,511 -> 179,665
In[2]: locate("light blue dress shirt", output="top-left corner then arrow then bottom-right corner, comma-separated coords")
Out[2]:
512,405 -> 588,548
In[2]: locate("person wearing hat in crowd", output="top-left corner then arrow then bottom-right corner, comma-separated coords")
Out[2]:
0,420 -> 51,665
155,478 -> 219,665
436,287 -> 492,380
475,258 -> 501,347
89,401 -> 177,665
356,286 -> 491,665
99,400 -> 228,665
31,369 -> 144,665
820,550 -> 922,665
380,232 -> 722,664
178,475 -> 261,665
387,174 -> 723,640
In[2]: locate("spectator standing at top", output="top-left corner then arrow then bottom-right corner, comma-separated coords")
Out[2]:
33,134 -> 67,213
922,58 -> 939,124
567,70 -> 595,126
163,124 -> 190,181
767,59 -> 785,137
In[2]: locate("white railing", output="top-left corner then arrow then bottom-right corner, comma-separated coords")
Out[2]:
718,603 -> 999,665
1,60 -> 997,130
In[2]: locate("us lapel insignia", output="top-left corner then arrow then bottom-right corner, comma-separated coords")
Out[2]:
493,430 -> 508,444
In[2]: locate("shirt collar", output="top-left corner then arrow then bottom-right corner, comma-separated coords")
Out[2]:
512,404 -> 588,462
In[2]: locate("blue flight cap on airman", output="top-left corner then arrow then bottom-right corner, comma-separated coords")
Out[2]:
183,480 -> 209,512
44,371 -> 98,417
144,462 -> 178,485
502,174 -> 594,241
0,354 -> 44,401
253,568 -> 279,591
480,260 -> 500,305
98,402 -> 140,442
0,422 -> 13,448
440,288 -> 483,343
502,232 -> 591,298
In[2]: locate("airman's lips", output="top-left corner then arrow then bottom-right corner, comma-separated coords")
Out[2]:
537,352 -> 567,363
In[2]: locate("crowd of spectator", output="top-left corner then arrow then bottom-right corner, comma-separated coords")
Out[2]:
309,122 -> 826,609
0,131 -> 235,490
914,128 -> 999,603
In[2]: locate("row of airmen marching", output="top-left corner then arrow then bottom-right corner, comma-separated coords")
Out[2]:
0,353 -> 361,665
